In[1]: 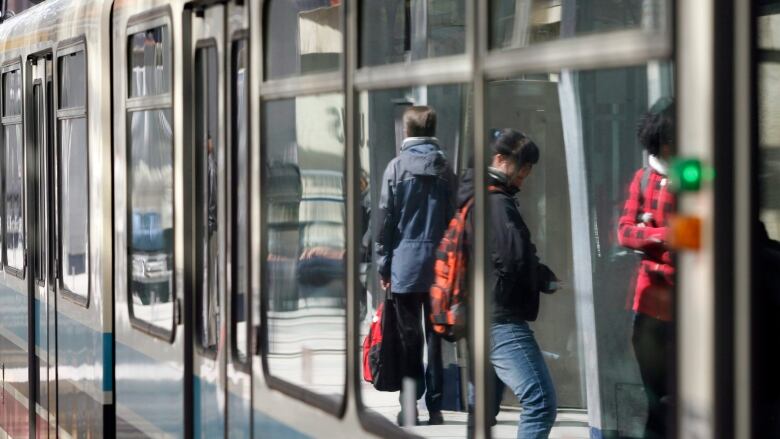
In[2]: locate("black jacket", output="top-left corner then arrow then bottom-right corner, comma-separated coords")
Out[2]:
459,168 -> 556,322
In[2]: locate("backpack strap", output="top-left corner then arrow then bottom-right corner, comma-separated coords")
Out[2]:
639,166 -> 651,205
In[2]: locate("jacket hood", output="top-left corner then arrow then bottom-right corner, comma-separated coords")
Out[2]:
400,137 -> 448,176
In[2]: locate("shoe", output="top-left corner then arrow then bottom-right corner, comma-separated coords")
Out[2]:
396,410 -> 420,426
427,411 -> 444,425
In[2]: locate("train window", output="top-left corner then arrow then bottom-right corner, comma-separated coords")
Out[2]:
2,67 -> 25,274
58,49 -> 89,301
59,51 -> 86,109
357,84 -> 471,434
128,26 -> 172,97
360,0 -> 466,67
488,0 -> 668,50
264,0 -> 342,79
126,23 -> 175,337
195,45 -> 220,353
231,39 -> 250,363
483,65 -> 674,438
262,92 -> 346,403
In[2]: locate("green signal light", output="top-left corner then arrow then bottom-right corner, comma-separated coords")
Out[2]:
671,158 -> 703,192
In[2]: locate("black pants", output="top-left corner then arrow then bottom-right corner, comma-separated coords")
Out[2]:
632,313 -> 672,439
393,292 -> 443,412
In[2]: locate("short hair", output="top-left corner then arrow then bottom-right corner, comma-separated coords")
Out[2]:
490,128 -> 539,167
403,106 -> 437,137
637,97 -> 674,156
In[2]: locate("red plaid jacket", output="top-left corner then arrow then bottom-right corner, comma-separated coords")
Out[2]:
618,166 -> 675,321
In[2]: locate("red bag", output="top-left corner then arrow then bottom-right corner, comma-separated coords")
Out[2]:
362,298 -> 401,391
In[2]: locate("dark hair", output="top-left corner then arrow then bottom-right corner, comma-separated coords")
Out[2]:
637,97 -> 674,156
490,128 -> 539,167
403,106 -> 437,137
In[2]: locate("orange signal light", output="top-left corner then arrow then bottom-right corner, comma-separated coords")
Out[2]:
669,215 -> 702,250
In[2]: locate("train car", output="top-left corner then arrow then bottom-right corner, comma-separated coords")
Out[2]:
0,0 -> 777,438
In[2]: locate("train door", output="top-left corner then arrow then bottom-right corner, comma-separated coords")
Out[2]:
28,53 -> 56,438
190,3 -> 227,437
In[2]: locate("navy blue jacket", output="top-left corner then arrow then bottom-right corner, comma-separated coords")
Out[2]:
375,138 -> 456,293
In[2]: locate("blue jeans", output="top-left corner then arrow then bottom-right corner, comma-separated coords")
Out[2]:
491,320 -> 557,439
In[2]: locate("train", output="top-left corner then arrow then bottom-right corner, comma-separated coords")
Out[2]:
0,0 -> 776,438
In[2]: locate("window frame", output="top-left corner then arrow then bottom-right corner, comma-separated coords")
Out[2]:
193,38 -> 220,360
2,59 -> 26,279
257,0 -> 348,418
55,38 -> 90,308
229,31 -> 252,371
124,10 -> 177,342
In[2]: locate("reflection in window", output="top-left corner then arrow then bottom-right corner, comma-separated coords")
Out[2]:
232,40 -> 250,362
489,0 -> 666,50
128,26 -> 171,97
265,0 -> 342,79
59,50 -> 90,299
3,68 -> 24,272
59,51 -> 87,109
128,109 -> 174,332
263,93 -> 346,400
195,46 -> 220,352
4,123 -> 24,271
358,85 -> 470,433
361,0 -> 466,67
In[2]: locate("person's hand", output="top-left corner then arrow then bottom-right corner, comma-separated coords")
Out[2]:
381,278 -> 391,291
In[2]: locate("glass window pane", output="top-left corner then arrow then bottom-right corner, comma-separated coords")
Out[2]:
59,51 -> 87,109
483,65 -> 674,438
265,0 -> 342,79
232,40 -> 250,362
195,47 -> 220,352
4,123 -> 24,270
263,93 -> 346,402
128,25 -> 171,97
489,0 -> 668,50
361,0 -> 466,67
60,117 -> 89,297
3,69 -> 22,116
128,109 -> 174,333
358,85 -> 471,434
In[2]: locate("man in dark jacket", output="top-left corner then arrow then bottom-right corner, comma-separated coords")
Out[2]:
375,105 -> 455,426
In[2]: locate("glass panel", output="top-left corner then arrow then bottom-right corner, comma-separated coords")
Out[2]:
128,25 -> 172,97
3,69 -> 22,116
756,4 -> 780,435
60,117 -> 89,297
4,123 -> 24,270
265,0 -> 342,79
361,0 -> 466,67
263,93 -> 346,401
195,46 -> 220,352
358,85 -> 471,434
483,65 -> 674,438
58,51 -> 87,109
232,40 -> 250,362
489,0 -> 668,50
128,109 -> 174,333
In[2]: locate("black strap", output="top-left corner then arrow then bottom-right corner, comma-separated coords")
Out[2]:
638,166 -> 651,207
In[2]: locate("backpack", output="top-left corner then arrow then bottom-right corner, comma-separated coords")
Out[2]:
429,197 -> 474,342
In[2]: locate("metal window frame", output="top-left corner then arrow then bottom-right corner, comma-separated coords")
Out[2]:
192,38 -> 220,361
228,31 -> 252,372
54,40 -> 90,308
1,60 -> 26,279
256,0 -> 348,419
124,10 -> 178,343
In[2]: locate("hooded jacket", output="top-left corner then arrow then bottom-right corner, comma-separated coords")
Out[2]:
458,168 -> 556,322
375,137 -> 456,293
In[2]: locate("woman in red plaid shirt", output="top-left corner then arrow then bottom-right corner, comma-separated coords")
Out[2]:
617,97 -> 674,439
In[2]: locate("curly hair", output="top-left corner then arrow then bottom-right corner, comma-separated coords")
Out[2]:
637,97 -> 674,156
